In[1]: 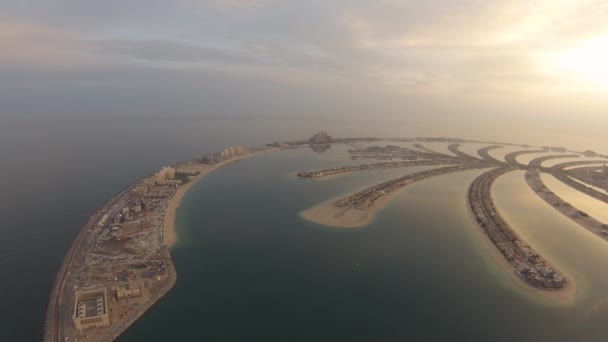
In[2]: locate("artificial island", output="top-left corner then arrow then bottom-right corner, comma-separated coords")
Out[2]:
44,132 -> 608,341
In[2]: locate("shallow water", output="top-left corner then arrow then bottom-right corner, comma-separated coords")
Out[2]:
541,173 -> 608,224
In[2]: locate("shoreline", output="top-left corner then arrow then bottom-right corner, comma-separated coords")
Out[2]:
468,168 -> 572,298
526,169 -> 608,241
301,165 -> 577,302
163,148 -> 279,249
98,245 -> 177,341
46,137 -> 605,341
44,145 -> 280,342
300,165 -> 485,228
87,148 -> 279,341
300,188 -> 401,228
43,187 -> 136,342
465,197 -> 577,305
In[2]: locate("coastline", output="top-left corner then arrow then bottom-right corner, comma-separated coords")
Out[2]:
301,166 -> 577,303
92,148 -> 279,341
44,145 -> 279,342
465,199 -> 577,305
300,189 -> 399,228
162,163 -> 223,248
300,165 -> 483,228
526,169 -> 608,241
43,187 -> 136,342
163,148 -> 279,249
97,245 -> 177,341
45,137 -> 601,341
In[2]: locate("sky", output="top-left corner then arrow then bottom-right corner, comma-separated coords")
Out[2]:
1,0 -> 608,123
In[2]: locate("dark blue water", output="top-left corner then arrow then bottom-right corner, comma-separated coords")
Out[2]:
0,117 -> 374,341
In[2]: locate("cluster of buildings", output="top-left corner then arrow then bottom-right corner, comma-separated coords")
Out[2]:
114,282 -> 143,301
50,144 -> 279,341
73,288 -> 110,333
552,165 -> 608,204
586,163 -> 608,180
296,140 -> 577,292
336,165 -> 475,209
299,143 -> 466,179
202,146 -> 249,164
469,168 -> 566,290
62,164 -> 196,339
298,159 -> 459,179
154,166 -> 181,186
516,265 -> 565,289
349,145 -> 424,161
57,144 -> 281,340
309,131 -> 332,144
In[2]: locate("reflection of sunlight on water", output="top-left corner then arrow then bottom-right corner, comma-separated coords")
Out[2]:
454,143 -> 486,160
569,177 -> 608,195
539,156 -> 579,168
493,171 -> 608,303
416,142 -> 456,156
487,145 -> 537,163
516,152 -> 559,166
542,157 -> 607,168
541,173 -> 608,224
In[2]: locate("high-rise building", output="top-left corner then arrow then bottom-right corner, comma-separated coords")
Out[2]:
309,131 -> 332,144
154,167 -> 176,184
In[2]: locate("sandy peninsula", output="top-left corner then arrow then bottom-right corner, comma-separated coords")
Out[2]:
300,190 -> 399,228
466,205 -> 577,304
301,167 -> 577,303
301,165 -> 482,228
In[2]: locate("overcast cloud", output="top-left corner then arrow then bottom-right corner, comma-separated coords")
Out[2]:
1,0 -> 608,119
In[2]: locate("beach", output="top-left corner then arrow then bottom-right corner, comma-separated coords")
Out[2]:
164,147 -> 278,248
300,189 -> 400,228
465,203 -> 577,304
163,163 -> 217,248
300,165 -> 479,228
301,168 -> 577,303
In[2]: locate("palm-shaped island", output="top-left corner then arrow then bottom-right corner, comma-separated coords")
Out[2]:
299,138 -> 608,292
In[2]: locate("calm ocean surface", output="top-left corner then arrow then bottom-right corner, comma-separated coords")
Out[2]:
118,145 -> 608,341
2,117 -> 608,341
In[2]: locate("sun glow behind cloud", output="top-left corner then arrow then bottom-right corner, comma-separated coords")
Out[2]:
543,36 -> 608,91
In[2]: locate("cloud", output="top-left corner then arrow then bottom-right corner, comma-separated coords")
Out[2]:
1,0 -> 608,119
97,39 -> 257,64
208,0 -> 274,10
0,21 -> 93,68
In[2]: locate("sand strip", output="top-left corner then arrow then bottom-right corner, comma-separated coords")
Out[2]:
164,148 -> 278,248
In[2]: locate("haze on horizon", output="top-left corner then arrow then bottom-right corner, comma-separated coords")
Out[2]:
2,0 -> 608,138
